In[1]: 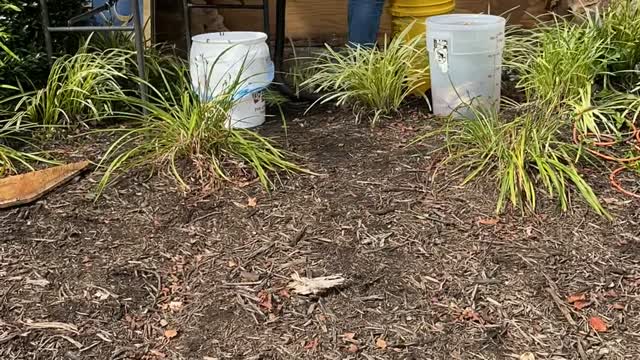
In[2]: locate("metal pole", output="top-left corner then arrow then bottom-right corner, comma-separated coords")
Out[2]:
131,0 -> 148,103
274,0 -> 286,74
39,0 -> 53,65
151,0 -> 157,44
263,0 -> 270,42
182,0 -> 192,55
48,26 -> 135,32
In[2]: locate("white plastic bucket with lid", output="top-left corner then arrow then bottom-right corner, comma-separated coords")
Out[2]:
189,32 -> 274,128
426,14 -> 506,117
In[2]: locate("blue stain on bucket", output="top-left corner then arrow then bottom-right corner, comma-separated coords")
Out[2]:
89,0 -> 143,26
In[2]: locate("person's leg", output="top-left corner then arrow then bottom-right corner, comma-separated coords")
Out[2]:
348,0 -> 385,46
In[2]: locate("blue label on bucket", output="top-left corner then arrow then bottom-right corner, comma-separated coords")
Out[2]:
232,60 -> 275,100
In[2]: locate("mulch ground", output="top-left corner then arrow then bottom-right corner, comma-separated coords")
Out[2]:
2,105 -> 640,360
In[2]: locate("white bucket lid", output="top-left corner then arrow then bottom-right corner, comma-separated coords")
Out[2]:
427,14 -> 506,31
192,32 -> 268,45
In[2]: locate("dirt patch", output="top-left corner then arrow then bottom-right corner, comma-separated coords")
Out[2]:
2,106 -> 640,359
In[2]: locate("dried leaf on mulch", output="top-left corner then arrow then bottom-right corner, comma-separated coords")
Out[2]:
573,300 -> 590,310
589,316 -> 608,332
304,338 -> 319,350
164,329 -> 178,339
288,273 -> 346,295
258,290 -> 273,311
478,218 -> 499,225
342,332 -> 357,343
567,293 -> 586,303
460,307 -> 485,324
346,344 -> 359,353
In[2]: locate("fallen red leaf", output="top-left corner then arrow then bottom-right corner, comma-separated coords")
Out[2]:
589,316 -> 608,332
342,332 -> 357,343
304,338 -> 319,350
566,293 -> 586,303
460,307 -> 485,324
478,218 -> 499,225
573,300 -> 589,310
346,344 -> 359,353
257,290 -> 273,311
278,288 -> 290,299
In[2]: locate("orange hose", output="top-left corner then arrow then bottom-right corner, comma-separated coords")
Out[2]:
610,167 -> 640,199
573,122 -> 640,198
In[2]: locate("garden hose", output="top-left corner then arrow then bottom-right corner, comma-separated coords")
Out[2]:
572,122 -> 640,198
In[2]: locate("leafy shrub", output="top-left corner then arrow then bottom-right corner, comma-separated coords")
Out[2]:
0,0 -> 85,87
0,1 -> 19,65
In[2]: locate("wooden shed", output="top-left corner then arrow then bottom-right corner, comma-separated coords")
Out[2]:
152,0 -> 571,49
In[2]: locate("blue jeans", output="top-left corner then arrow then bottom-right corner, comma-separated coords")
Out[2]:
348,0 -> 385,46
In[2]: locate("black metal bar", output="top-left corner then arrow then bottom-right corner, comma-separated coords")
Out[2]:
271,0 -> 319,101
131,0 -> 148,104
48,26 -> 135,32
187,4 -> 263,9
67,3 -> 110,26
263,0 -> 270,42
39,0 -> 53,64
151,0 -> 157,44
183,0 -> 192,55
274,0 -> 285,74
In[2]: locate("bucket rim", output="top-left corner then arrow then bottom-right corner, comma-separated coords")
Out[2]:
390,0 -> 454,8
192,31 -> 268,45
390,3 -> 455,16
426,14 -> 506,29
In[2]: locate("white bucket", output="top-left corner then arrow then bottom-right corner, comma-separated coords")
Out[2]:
426,14 -> 506,118
189,32 -> 274,128
229,91 -> 266,129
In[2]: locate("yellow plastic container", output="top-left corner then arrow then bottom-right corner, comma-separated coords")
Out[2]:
391,0 -> 453,7
390,2 -> 455,17
389,0 -> 456,94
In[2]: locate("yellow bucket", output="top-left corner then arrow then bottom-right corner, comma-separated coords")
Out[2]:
391,0 -> 453,7
390,2 -> 455,17
392,17 -> 428,40
389,0 -> 455,95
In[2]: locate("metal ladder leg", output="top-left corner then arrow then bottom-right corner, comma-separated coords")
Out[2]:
131,0 -> 148,103
39,0 -> 53,65
182,0 -> 192,55
263,0 -> 270,41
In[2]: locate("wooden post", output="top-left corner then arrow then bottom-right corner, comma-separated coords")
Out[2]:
143,0 -> 153,43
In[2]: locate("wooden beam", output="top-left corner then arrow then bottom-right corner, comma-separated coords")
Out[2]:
143,0 -> 153,43
153,0 -> 558,46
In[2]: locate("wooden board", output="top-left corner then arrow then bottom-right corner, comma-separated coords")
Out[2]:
0,161 -> 90,209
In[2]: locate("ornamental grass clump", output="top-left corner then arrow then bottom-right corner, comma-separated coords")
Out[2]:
96,54 -> 307,194
417,104 -> 608,217
302,25 -> 428,124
